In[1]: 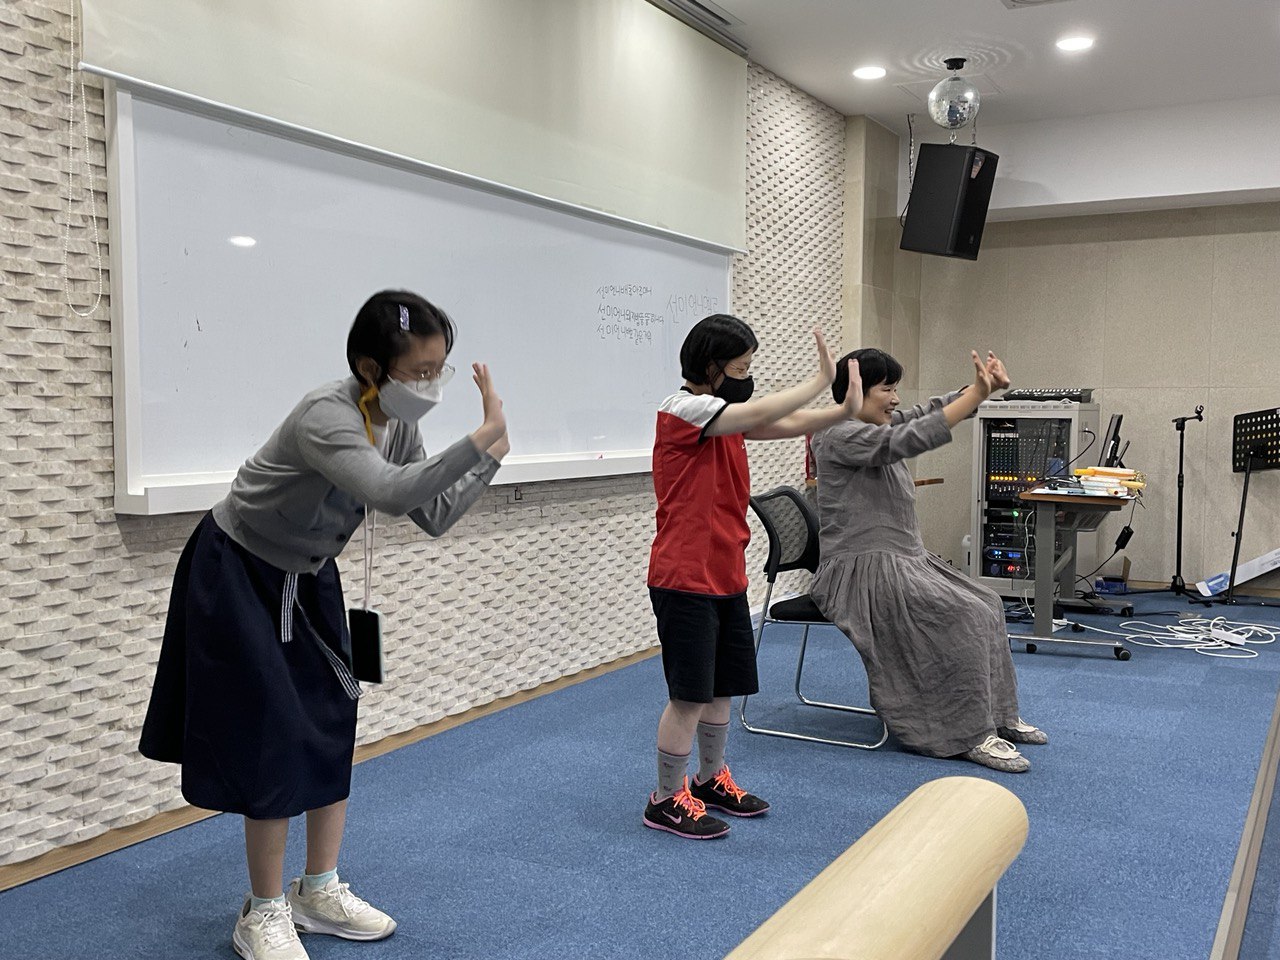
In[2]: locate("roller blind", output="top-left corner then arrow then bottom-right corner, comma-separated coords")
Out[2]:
81,0 -> 747,249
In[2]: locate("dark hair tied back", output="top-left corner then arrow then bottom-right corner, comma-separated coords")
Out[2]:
346,290 -> 456,385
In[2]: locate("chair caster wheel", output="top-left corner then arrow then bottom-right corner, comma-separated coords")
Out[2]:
1120,605 -> 1134,617
1071,623 -> 1085,633
1115,647 -> 1131,661
1025,642 -> 1038,654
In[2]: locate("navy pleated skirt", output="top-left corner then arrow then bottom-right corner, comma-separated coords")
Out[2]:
139,514 -> 359,819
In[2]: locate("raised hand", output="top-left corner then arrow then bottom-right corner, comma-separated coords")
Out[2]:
984,351 -> 1011,390
814,328 -> 837,386
970,350 -> 994,399
842,359 -> 863,417
471,363 -> 506,445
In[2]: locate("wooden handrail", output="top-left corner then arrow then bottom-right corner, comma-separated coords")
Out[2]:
725,776 -> 1029,960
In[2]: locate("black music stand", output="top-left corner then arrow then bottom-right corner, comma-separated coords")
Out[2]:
1207,407 -> 1280,606
1169,406 -> 1203,596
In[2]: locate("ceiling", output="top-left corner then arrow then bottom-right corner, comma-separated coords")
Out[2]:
702,0 -> 1280,134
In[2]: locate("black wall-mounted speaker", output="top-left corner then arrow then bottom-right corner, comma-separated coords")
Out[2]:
899,143 -> 999,260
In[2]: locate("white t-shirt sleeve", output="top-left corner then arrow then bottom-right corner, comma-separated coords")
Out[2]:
658,392 -> 728,434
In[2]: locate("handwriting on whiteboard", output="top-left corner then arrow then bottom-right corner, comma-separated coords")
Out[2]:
596,284 -> 653,298
594,283 -> 720,348
595,282 -> 659,347
665,292 -> 719,324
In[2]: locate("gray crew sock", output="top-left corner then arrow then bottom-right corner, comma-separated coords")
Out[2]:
696,721 -> 729,784
656,749 -> 689,801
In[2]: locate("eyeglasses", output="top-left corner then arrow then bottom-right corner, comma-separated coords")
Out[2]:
391,362 -> 455,386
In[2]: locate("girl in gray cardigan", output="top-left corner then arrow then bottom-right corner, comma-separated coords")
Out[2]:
809,348 -> 1046,775
140,290 -> 508,960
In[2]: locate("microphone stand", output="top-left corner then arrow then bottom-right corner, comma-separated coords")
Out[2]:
1169,405 -> 1204,596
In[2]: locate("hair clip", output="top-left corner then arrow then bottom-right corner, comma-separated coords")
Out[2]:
398,305 -> 410,331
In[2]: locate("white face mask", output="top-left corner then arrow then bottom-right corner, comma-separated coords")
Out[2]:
378,377 -> 442,422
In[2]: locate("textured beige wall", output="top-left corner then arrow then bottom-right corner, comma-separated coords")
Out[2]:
0,0 -> 846,868
740,65 -> 846,487
842,117 -> 921,373
914,206 -> 1280,592
841,117 -> 924,472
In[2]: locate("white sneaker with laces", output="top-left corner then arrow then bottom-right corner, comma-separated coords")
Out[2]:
963,734 -> 1031,773
287,875 -> 397,941
233,897 -> 310,960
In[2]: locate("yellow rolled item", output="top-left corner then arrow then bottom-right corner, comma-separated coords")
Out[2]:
1074,466 -> 1137,479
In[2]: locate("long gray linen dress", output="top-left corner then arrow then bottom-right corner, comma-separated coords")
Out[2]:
808,393 -> 1021,757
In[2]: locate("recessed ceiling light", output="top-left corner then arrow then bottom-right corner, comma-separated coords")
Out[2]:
1056,36 -> 1094,52
853,66 -> 887,80
228,236 -> 257,247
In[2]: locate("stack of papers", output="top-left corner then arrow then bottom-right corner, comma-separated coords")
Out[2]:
1029,486 -> 1134,498
1073,466 -> 1146,495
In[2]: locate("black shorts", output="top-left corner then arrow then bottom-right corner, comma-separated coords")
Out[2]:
649,588 -> 759,704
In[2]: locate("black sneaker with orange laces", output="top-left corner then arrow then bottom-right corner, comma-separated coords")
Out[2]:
643,776 -> 731,839
688,765 -> 770,818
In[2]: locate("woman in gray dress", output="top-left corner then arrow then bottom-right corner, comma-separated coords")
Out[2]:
808,348 -> 1045,773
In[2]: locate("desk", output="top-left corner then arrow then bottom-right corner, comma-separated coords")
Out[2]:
1014,492 -> 1133,660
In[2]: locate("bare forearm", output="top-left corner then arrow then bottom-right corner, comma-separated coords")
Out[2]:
469,422 -> 505,453
709,374 -> 829,436
943,386 -> 985,427
745,405 -> 847,440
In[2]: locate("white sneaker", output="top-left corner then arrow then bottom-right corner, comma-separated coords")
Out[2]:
288,875 -> 397,941
963,735 -> 1031,773
233,897 -> 309,960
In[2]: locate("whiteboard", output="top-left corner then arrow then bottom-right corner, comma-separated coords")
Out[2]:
106,84 -> 733,514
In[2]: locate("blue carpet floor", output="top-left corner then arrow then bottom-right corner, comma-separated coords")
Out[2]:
5,595 -> 1280,960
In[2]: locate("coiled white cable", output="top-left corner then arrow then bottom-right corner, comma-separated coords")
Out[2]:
1075,616 -> 1279,659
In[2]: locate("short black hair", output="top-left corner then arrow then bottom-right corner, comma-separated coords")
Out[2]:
679,314 -> 759,385
347,290 -> 456,386
833,347 -> 903,403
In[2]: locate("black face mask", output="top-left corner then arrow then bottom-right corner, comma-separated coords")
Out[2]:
713,371 -> 755,404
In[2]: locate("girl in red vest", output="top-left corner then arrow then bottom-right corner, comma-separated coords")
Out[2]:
643,314 -> 861,839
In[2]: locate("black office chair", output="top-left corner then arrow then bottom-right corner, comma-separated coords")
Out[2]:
739,485 -> 887,749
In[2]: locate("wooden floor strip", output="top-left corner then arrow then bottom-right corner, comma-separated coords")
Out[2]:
1211,683 -> 1280,959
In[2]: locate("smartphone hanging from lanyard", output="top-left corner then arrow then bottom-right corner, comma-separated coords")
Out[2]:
349,390 -> 394,684
348,505 -> 384,683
